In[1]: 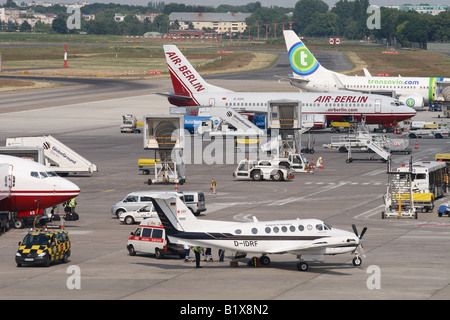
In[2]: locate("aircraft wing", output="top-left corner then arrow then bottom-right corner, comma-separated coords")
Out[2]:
264,237 -> 357,254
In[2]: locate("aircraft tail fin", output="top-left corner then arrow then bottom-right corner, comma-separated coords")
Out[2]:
163,45 -> 231,102
283,30 -> 327,78
151,195 -> 199,235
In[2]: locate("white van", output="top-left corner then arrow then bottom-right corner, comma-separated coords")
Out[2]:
111,191 -> 184,217
182,191 -> 206,216
126,218 -> 184,259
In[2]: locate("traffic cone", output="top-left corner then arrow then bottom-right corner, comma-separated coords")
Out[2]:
175,182 -> 178,191
311,158 -> 315,170
415,140 -> 419,150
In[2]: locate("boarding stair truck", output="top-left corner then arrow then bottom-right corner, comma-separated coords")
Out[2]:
382,159 -> 417,219
233,159 -> 294,182
143,115 -> 186,185
435,80 -> 450,118
5,136 -> 98,176
120,114 -> 142,133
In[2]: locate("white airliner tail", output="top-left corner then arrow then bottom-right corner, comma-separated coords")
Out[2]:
283,30 -> 336,81
163,45 -> 231,103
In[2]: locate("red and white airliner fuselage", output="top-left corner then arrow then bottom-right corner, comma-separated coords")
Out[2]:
0,155 -> 80,213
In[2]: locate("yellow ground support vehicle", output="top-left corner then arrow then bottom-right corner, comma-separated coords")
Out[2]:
15,227 -> 71,267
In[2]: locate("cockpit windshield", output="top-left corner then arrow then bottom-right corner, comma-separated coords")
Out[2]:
31,171 -> 58,179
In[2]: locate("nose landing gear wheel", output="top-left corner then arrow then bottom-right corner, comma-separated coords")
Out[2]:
352,256 -> 362,267
297,261 -> 308,271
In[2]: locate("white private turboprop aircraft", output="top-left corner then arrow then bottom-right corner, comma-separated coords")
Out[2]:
151,195 -> 367,271
283,30 -> 449,110
161,44 -> 416,126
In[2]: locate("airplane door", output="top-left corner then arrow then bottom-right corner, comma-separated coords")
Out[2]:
209,98 -> 215,107
0,164 -> 11,202
375,99 -> 381,113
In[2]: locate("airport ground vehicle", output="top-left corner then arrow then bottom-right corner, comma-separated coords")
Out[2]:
127,218 -> 184,259
119,205 -> 157,224
111,191 -> 184,217
396,161 -> 447,198
407,123 -> 449,139
438,204 -> 450,217
271,153 -> 309,173
120,114 -> 142,133
4,135 -> 98,176
15,227 -> 70,267
182,191 -> 206,216
233,159 -> 294,181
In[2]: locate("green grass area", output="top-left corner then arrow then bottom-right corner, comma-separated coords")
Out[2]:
0,32 -> 448,78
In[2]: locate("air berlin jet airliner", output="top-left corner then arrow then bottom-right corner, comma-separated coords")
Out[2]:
0,155 -> 80,213
162,45 -> 416,126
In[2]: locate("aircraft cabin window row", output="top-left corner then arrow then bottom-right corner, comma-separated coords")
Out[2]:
225,102 -> 268,107
30,171 -> 58,178
347,84 -> 428,90
235,223 -> 333,235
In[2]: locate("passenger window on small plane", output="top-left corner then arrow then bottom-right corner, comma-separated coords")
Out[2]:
265,227 -> 271,234
298,225 -> 304,231
252,228 -> 258,234
316,224 -> 323,231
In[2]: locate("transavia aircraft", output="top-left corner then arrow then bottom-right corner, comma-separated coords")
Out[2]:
0,155 -> 80,212
283,30 -> 450,110
161,44 -> 416,126
151,196 -> 367,271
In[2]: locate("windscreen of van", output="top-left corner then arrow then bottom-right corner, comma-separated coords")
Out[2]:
125,195 -> 138,202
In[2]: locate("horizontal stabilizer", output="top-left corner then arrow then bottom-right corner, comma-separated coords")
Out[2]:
155,92 -> 193,102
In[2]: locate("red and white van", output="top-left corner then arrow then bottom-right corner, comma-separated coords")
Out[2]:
126,218 -> 184,259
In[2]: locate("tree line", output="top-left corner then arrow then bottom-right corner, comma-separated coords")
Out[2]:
4,0 -> 449,46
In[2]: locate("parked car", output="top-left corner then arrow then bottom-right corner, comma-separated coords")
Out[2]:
182,191 -> 206,216
118,205 -> 158,224
111,191 -> 184,217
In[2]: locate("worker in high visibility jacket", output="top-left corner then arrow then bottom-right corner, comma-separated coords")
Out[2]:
68,198 -> 77,214
193,246 -> 204,268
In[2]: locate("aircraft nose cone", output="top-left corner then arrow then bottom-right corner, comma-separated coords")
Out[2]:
57,177 -> 80,197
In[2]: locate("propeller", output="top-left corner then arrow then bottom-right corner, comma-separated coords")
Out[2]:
352,224 -> 367,240
352,224 -> 367,257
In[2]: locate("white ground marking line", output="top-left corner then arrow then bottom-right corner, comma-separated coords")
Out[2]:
354,204 -> 385,221
268,182 -> 349,206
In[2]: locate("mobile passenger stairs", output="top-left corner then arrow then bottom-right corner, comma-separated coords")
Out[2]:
323,120 -> 410,163
382,158 -> 435,219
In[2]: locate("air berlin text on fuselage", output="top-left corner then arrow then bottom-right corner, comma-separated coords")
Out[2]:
167,52 -> 205,92
314,95 -> 369,103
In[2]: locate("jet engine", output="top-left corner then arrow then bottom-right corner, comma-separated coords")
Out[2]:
399,95 -> 425,110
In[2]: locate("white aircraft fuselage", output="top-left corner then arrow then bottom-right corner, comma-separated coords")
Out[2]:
151,196 -> 367,271
0,155 -> 80,213
283,30 -> 449,109
163,45 -> 416,126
